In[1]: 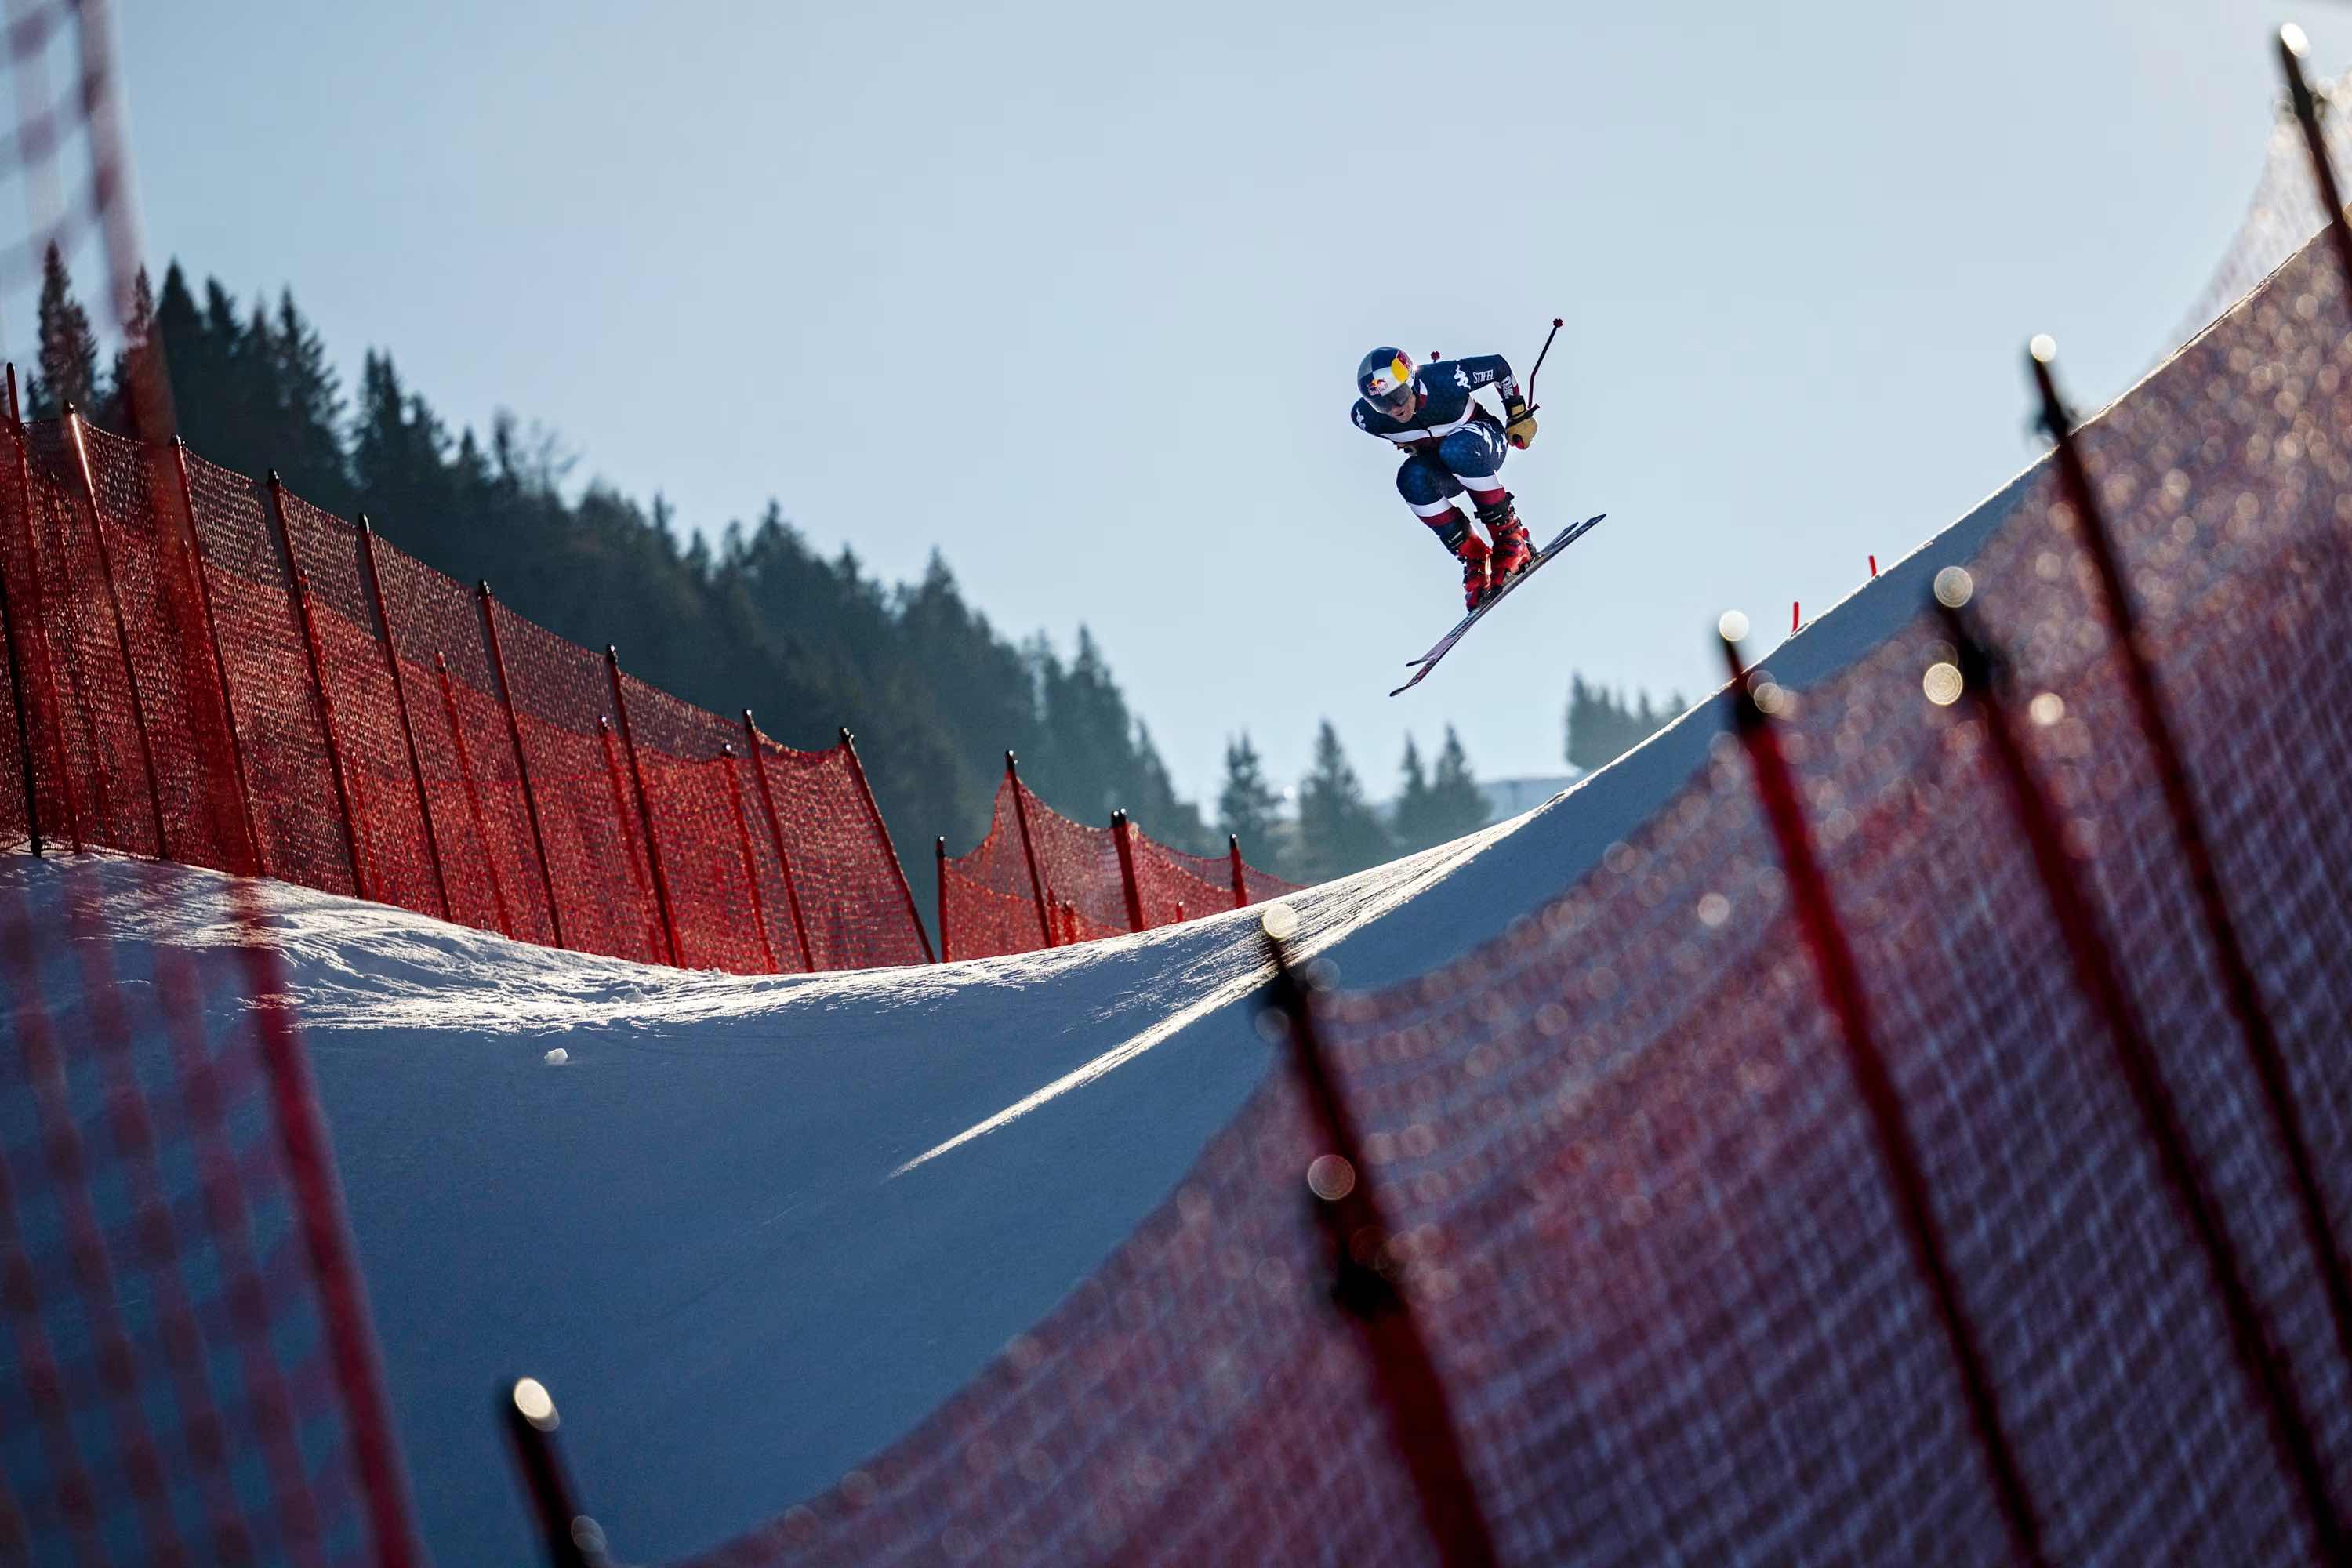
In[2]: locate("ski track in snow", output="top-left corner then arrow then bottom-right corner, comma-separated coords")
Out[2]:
3,461 -> 2031,1566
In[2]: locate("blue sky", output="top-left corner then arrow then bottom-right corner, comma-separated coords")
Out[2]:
52,1 -> 2352,804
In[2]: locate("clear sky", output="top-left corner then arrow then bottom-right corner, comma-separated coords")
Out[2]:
53,1 -> 2352,806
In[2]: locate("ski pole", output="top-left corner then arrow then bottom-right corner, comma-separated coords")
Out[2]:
1524,317 -> 1564,414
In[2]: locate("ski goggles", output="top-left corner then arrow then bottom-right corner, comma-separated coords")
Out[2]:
1363,354 -> 1416,416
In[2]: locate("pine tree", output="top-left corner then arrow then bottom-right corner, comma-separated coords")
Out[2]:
1294,720 -> 1392,882
263,290 -> 352,513
1391,735 -> 1439,852
154,263 -> 220,442
101,267 -> 168,438
1424,726 -> 1490,839
30,242 -> 98,418
1218,733 -> 1287,872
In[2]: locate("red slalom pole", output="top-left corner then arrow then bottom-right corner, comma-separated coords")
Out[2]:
1228,833 -> 1248,909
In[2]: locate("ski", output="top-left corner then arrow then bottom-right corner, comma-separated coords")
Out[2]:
1388,513 -> 1605,696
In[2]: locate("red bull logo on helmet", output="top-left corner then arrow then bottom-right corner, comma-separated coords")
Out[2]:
1363,352 -> 1414,398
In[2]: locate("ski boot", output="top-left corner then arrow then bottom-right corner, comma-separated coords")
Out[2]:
1457,532 -> 1493,611
1479,494 -> 1534,593
1425,506 -> 1494,611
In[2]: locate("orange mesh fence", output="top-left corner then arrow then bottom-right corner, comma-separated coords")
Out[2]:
365,544 -> 554,946
276,485 -> 447,924
746,727 -> 932,971
180,448 -> 352,895
0,859 -> 420,1564
1131,833 -> 1301,927
1014,779 -> 1128,933
0,413 -> 931,975
662,234 -> 2352,1561
16,420 -> 167,862
619,673 -> 777,974
485,603 -> 663,964
938,775 -> 1052,960
940,770 -> 1297,959
64,425 -> 242,872
0,422 -> 78,855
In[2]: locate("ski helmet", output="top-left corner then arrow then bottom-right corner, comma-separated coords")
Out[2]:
1357,347 -> 1417,418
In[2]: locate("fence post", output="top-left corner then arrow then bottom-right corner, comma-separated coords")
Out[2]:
499,1378 -> 604,1568
1228,832 -> 1248,909
169,438 -> 262,875
935,835 -> 950,962
719,742 -> 780,974
1940,594 -> 2348,1558
2280,26 -> 2352,299
2031,338 -> 2352,1388
68,405 -> 169,860
437,652 -> 515,940
477,582 -> 565,949
597,716 -> 666,964
1259,924 -> 1499,1566
604,647 -> 682,967
742,712 -> 817,971
266,472 -> 368,900
0,459 -> 37,855
1004,750 -> 1054,948
1719,626 -> 2046,1565
5,366 -> 82,850
1110,809 -> 1147,931
839,726 -> 935,964
358,517 -> 450,920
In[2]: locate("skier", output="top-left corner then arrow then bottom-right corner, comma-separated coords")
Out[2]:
1352,347 -> 1540,610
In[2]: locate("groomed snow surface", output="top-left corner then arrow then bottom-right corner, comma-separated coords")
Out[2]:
13,468 -> 2032,1564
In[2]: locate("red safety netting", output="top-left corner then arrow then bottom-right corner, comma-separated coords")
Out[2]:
0,420 -> 933,976
1133,834 -> 1299,928
938,771 -> 1296,960
666,234 -> 2352,1562
617,673 -> 781,975
365,543 -> 558,948
483,603 -> 664,964
276,485 -> 447,924
180,449 -> 354,895
0,858 -> 419,1564
742,726 -> 931,971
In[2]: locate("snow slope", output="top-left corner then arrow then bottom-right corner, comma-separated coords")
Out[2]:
14,462 -> 2039,1564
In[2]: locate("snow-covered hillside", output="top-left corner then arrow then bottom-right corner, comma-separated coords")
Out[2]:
9,462 -> 2036,1565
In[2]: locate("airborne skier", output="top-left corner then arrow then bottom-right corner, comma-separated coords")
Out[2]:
1351,346 -> 1541,610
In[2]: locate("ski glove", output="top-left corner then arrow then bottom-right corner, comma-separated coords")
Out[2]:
1504,400 -> 1539,450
